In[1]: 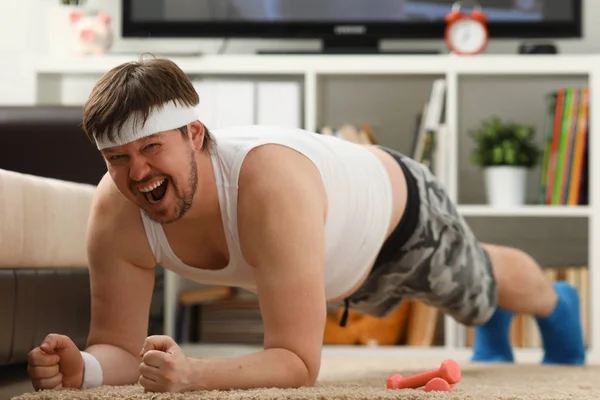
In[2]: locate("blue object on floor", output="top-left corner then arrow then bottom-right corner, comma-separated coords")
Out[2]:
536,281 -> 586,366
471,306 -> 515,363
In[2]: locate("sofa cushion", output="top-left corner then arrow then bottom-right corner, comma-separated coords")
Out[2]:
0,168 -> 96,269
0,270 -> 15,364
0,106 -> 107,186
1,268 -> 91,366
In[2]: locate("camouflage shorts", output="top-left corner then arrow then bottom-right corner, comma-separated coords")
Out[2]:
346,147 -> 498,327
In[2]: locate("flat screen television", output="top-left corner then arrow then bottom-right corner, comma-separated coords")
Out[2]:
121,0 -> 582,54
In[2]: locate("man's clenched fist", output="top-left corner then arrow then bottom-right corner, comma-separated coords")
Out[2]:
27,333 -> 84,391
138,335 -> 194,393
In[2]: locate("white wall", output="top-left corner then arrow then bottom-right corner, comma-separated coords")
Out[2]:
0,1 -> 37,105
0,0 -> 597,105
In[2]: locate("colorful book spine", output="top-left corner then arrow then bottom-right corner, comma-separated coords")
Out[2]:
539,87 -> 589,206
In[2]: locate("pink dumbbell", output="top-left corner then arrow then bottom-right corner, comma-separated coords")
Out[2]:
387,359 -> 461,390
425,377 -> 453,392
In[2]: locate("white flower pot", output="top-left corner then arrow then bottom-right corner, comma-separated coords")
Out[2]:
484,166 -> 528,207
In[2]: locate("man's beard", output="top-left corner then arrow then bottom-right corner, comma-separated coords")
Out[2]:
144,150 -> 198,224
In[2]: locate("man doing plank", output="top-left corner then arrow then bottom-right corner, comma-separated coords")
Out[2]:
26,55 -> 585,393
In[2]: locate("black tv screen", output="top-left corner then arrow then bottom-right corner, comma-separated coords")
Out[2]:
129,0 -> 575,23
122,0 -> 582,50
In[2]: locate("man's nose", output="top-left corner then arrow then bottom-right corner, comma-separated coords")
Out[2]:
129,156 -> 151,182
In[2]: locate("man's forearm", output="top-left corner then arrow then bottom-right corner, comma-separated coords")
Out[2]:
85,344 -> 141,386
187,348 -> 315,391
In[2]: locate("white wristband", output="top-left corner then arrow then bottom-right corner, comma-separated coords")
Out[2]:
80,351 -> 103,389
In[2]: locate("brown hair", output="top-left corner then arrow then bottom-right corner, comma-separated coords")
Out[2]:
82,53 -> 213,151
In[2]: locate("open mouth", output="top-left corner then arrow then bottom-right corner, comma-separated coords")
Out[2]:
139,178 -> 169,204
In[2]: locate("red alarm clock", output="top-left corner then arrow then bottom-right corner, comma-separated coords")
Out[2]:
445,2 -> 488,55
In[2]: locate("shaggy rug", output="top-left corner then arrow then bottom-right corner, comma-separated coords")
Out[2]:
11,357 -> 600,400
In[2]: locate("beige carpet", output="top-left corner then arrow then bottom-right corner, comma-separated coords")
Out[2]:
11,357 -> 600,400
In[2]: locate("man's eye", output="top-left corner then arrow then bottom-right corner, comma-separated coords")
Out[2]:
144,143 -> 160,151
110,155 -> 123,161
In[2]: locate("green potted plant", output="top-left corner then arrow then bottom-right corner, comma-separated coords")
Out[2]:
468,116 -> 541,207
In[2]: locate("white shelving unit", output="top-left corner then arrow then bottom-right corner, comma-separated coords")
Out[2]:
457,204 -> 591,218
33,53 -> 600,363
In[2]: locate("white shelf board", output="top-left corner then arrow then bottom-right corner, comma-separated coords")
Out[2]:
457,205 -> 591,218
33,53 -> 599,76
179,343 -> 599,365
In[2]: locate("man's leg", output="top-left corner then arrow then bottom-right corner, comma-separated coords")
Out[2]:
473,243 -> 585,365
362,151 -> 585,366
483,243 -> 557,317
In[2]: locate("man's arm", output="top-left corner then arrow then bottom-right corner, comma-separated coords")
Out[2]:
187,144 -> 328,390
83,177 -> 157,386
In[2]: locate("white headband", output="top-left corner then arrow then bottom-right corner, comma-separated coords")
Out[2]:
95,100 -> 200,150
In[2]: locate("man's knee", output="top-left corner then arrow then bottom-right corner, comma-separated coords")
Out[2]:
441,244 -> 498,327
440,286 -> 497,327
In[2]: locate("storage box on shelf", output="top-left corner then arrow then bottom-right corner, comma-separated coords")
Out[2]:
32,53 -> 599,362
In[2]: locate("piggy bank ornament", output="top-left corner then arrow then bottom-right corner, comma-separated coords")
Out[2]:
69,10 -> 113,55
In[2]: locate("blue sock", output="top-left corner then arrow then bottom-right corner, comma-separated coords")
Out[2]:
471,306 -> 514,363
536,281 -> 586,366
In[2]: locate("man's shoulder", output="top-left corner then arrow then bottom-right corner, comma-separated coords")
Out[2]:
237,143 -> 327,216
91,173 -> 139,223
87,173 -> 155,268
235,142 -> 328,268
239,143 -> 321,183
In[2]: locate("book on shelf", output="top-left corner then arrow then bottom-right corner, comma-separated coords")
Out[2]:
465,265 -> 589,349
410,78 -> 447,182
539,87 -> 589,206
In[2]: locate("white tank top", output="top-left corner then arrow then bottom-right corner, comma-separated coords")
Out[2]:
140,126 -> 393,301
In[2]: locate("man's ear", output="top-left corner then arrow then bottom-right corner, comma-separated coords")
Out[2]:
188,120 -> 205,149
